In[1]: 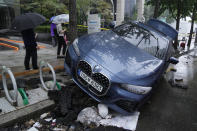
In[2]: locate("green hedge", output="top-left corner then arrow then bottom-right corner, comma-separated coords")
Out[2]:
35,25 -> 88,36
35,25 -> 51,33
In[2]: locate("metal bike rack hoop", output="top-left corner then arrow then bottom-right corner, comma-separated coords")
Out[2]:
39,61 -> 56,91
1,66 -> 18,106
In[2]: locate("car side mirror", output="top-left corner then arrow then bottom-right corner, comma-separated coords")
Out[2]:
168,57 -> 179,64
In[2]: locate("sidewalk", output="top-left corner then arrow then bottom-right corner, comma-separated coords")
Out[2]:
0,38 -> 58,68
176,39 -> 197,57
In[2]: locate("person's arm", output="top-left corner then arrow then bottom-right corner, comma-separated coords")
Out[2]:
35,33 -> 38,38
32,30 -> 38,47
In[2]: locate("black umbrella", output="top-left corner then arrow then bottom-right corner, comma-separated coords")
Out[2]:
11,13 -> 46,31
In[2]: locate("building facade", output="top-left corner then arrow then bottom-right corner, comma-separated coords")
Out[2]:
113,0 -> 144,26
0,0 -> 20,29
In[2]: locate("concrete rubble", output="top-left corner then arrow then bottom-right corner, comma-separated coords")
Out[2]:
77,106 -> 139,131
77,106 -> 102,127
98,104 -> 109,119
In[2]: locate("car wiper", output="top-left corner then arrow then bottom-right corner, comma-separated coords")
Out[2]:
136,37 -> 145,47
136,31 -> 158,47
136,33 -> 151,47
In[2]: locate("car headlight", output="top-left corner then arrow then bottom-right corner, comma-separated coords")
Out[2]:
120,84 -> 152,95
72,38 -> 80,56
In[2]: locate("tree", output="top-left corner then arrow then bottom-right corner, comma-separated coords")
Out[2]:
76,0 -> 91,25
147,0 -> 194,49
146,0 -> 167,19
188,1 -> 197,47
144,4 -> 154,22
69,0 -> 77,43
168,0 -> 195,48
90,0 -> 113,27
20,0 -> 68,19
153,0 -> 160,18
76,0 -> 112,26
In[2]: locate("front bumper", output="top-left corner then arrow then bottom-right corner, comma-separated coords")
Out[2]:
64,59 -> 150,115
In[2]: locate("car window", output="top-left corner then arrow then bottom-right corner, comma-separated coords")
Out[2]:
138,35 -> 168,59
113,23 -> 169,60
113,23 -> 148,46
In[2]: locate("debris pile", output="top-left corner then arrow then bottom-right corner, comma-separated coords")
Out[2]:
77,105 -> 139,131
0,76 -> 139,131
166,67 -> 188,89
22,84 -> 96,131
168,79 -> 188,89
16,84 -> 139,131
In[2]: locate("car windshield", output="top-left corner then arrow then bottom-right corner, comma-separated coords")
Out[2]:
112,23 -> 169,60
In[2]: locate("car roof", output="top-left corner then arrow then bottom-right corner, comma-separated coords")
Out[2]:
119,21 -> 169,41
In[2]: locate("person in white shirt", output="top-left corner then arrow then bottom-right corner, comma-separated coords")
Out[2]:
56,23 -> 66,58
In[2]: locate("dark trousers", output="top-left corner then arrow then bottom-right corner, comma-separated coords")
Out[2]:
24,45 -> 38,69
57,36 -> 66,55
52,36 -> 57,47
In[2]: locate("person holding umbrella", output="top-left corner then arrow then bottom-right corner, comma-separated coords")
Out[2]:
12,13 -> 46,70
21,28 -> 39,70
56,23 -> 66,58
52,14 -> 69,58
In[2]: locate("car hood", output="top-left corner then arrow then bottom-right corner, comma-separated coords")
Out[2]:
78,31 -> 163,83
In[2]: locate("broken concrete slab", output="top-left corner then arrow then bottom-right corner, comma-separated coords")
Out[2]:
100,112 -> 140,131
77,106 -> 102,127
77,106 -> 140,131
27,127 -> 39,131
98,104 -> 109,119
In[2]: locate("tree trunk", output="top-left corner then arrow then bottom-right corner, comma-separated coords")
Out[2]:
153,0 -> 160,18
176,6 -> 180,30
188,6 -> 196,47
69,0 -> 77,43
40,3 -> 43,15
174,2 -> 181,49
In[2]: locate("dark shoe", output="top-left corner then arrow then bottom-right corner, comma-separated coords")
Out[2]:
25,67 -> 30,70
33,66 -> 39,70
59,55 -> 65,58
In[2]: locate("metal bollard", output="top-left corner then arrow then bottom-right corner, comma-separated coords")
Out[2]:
1,66 -> 18,106
39,61 -> 56,91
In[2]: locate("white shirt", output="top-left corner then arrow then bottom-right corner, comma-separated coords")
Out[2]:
56,24 -> 64,36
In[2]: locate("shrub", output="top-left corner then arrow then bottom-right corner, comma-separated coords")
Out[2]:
35,25 -> 51,33
35,24 -> 89,37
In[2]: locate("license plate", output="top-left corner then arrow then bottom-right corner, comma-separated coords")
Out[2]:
79,71 -> 103,92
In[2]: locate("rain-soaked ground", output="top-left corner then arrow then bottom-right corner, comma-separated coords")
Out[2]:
137,48 -> 197,131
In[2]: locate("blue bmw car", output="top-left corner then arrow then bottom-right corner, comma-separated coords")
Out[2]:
64,19 -> 178,114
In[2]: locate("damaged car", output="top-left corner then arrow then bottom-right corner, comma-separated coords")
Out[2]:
64,19 -> 178,114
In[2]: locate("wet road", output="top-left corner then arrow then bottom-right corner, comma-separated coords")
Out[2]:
137,49 -> 197,131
